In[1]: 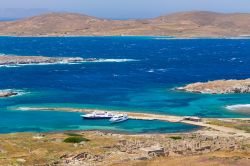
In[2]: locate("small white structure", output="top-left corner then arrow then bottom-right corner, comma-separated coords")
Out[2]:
141,146 -> 165,157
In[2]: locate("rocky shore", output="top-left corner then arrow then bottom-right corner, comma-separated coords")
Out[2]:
0,55 -> 96,66
177,79 -> 250,94
0,90 -> 19,98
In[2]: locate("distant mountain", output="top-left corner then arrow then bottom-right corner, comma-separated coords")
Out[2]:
0,11 -> 250,37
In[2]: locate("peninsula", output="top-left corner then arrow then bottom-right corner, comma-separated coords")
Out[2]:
0,55 -> 96,66
177,79 -> 250,94
0,90 -> 19,98
0,11 -> 250,37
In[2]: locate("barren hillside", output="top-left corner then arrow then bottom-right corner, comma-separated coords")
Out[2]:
0,11 -> 250,37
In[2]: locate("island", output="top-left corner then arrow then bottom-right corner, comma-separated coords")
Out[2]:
0,55 -> 97,66
0,11 -> 250,37
177,79 -> 250,94
0,90 -> 18,98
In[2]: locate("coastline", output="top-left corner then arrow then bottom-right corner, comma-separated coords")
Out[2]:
0,89 -> 26,98
36,126 -> 202,136
0,55 -> 138,68
15,106 -> 250,137
176,79 -> 250,94
16,106 -> 184,122
0,35 -> 250,40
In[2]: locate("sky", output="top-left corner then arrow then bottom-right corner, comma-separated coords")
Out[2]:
1,0 -> 250,19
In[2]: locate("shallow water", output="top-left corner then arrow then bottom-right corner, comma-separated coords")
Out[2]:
0,110 -> 199,134
0,36 -> 250,133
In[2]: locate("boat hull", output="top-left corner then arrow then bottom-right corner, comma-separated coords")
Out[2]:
82,116 -> 112,119
110,118 -> 128,123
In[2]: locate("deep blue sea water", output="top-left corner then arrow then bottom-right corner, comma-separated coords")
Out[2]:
0,36 -> 250,133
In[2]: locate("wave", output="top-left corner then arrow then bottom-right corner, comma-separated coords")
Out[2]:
91,59 -> 139,63
147,68 -> 167,73
147,69 -> 155,73
0,59 -> 138,68
17,107 -> 33,111
0,53 -> 139,68
0,62 -> 71,68
0,65 -> 21,68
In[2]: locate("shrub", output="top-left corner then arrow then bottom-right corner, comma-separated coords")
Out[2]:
169,136 -> 182,140
63,136 -> 90,143
65,133 -> 82,137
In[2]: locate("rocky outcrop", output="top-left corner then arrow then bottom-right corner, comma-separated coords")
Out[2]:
115,135 -> 247,157
141,146 -> 165,158
0,90 -> 19,98
177,79 -> 250,94
54,133 -> 249,165
0,55 -> 96,66
59,152 -> 104,165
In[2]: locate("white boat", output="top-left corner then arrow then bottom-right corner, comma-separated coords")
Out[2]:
109,114 -> 128,123
81,112 -> 114,119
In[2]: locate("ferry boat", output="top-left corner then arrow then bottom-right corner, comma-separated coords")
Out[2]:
81,111 -> 114,119
109,114 -> 128,123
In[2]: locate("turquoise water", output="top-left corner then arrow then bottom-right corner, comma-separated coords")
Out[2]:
0,110 -> 198,134
0,36 -> 250,133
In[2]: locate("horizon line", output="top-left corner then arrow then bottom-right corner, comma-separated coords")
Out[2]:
1,10 -> 250,21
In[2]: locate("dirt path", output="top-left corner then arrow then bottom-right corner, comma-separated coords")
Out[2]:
181,120 -> 250,137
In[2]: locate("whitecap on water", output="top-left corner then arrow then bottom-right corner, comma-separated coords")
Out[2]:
16,107 -> 32,111
91,59 -> 139,63
147,68 -> 167,73
0,53 -> 139,68
147,69 -> 155,73
0,65 -> 20,68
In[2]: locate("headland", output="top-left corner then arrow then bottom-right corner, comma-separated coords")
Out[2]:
0,90 -> 19,98
0,55 -> 94,66
177,79 -> 250,94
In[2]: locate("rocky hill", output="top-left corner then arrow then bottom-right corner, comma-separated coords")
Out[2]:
177,79 -> 250,94
0,11 -> 250,37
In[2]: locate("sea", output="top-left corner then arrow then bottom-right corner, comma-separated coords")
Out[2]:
0,36 -> 250,134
